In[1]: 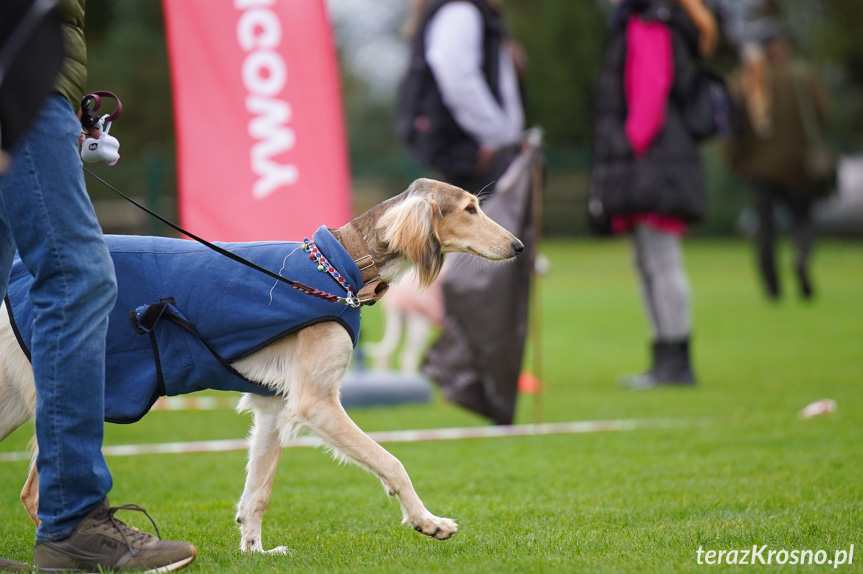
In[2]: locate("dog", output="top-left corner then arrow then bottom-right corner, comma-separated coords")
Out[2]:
0,178 -> 523,553
362,269 -> 445,374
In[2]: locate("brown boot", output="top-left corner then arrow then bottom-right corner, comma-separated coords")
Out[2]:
0,558 -> 31,573
33,497 -> 196,573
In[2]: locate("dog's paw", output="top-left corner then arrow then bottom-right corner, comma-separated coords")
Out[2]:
240,539 -> 291,555
411,514 -> 458,540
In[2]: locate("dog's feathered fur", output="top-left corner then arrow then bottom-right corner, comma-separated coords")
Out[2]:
0,179 -> 522,553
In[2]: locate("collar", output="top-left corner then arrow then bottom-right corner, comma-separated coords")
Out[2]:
330,223 -> 389,306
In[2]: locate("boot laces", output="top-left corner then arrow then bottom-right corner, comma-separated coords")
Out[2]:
102,504 -> 163,551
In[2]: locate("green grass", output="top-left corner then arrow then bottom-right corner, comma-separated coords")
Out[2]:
2,238 -> 862,572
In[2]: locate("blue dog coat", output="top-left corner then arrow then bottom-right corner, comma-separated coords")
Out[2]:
5,226 -> 362,423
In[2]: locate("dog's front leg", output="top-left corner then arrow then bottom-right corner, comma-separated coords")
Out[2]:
236,397 -> 289,554
301,395 -> 458,540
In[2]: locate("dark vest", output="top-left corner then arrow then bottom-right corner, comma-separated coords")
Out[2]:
395,0 -> 505,178
589,0 -> 707,223
0,0 -> 64,151
5,227 -> 362,423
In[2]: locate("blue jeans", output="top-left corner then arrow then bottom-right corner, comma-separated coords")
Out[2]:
0,94 -> 117,541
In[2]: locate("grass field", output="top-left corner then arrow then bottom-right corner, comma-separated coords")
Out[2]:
1,238 -> 861,572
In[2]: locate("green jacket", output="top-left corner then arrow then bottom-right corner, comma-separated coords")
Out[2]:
56,0 -> 87,108
725,59 -> 831,195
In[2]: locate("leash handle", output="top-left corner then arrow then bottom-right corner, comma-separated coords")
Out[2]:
80,91 -> 122,128
82,168 -> 343,304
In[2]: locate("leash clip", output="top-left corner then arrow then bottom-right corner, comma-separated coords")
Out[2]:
338,294 -> 361,308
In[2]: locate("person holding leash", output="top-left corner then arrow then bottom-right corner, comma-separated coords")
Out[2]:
0,1 -> 195,571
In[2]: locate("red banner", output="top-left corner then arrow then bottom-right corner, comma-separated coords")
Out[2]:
163,0 -> 351,241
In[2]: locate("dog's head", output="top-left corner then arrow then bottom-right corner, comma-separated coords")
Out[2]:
374,178 -> 523,289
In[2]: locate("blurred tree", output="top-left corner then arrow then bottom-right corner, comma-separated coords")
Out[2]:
79,0 -> 862,236
84,0 -> 176,233
805,0 -> 863,150
505,0 -> 605,149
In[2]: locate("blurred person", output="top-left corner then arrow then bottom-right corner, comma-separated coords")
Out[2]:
724,27 -> 832,300
707,0 -> 783,137
396,0 -> 525,194
0,1 -> 196,571
396,0 -> 537,424
589,0 -> 719,389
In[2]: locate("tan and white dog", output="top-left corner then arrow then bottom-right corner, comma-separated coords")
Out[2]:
0,178 -> 522,553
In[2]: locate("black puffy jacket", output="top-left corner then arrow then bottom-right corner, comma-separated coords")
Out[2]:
589,0 -> 707,224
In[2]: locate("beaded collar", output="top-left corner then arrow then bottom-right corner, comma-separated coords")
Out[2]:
302,237 -> 360,307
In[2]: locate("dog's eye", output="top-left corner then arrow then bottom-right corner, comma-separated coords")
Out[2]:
465,205 -> 477,215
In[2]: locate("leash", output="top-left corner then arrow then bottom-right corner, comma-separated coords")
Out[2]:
83,168 -> 362,308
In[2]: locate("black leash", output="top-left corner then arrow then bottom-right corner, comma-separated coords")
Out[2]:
83,167 -> 345,304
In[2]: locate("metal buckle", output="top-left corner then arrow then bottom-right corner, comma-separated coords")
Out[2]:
354,254 -> 375,272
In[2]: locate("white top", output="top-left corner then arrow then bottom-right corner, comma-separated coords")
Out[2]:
424,1 -> 524,151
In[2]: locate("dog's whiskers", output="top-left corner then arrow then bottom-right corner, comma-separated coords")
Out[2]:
473,182 -> 495,203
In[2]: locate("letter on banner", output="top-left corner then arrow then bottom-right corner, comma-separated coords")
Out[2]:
163,0 -> 351,241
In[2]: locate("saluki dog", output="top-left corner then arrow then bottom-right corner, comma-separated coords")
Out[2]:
0,178 -> 523,553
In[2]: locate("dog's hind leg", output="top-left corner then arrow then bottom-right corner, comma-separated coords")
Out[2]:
0,308 -> 41,524
235,395 -> 288,554
0,359 -> 36,444
21,446 -> 40,526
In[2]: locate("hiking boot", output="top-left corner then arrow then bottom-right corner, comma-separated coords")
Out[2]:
33,497 -> 196,573
0,557 -> 31,572
620,339 -> 696,390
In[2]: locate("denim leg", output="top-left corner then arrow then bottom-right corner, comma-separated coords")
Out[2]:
0,94 -> 117,541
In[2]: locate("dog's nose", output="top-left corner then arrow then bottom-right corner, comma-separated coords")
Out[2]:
512,239 -> 524,255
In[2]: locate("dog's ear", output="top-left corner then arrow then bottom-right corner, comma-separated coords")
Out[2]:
429,198 -> 443,240
377,196 -> 443,289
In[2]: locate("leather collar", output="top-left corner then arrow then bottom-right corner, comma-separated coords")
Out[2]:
330,223 -> 389,305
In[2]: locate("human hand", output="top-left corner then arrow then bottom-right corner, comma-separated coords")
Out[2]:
505,39 -> 528,79
77,109 -> 101,144
475,147 -> 496,174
